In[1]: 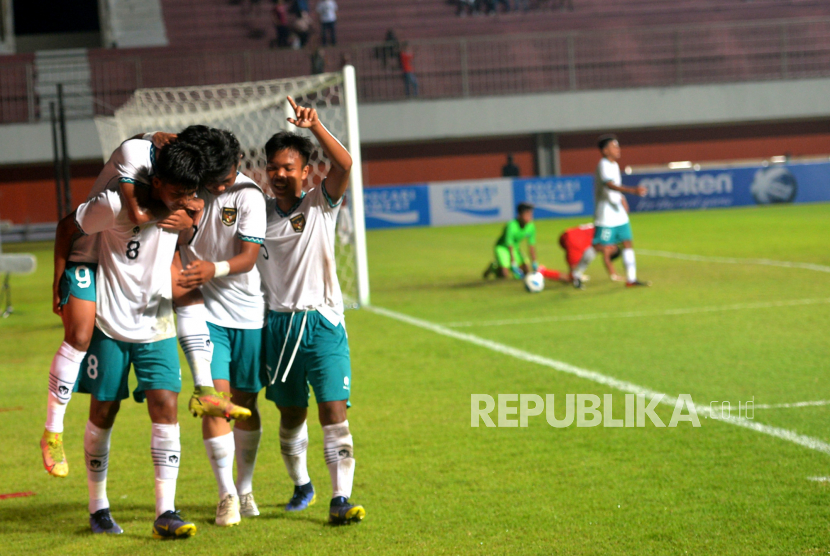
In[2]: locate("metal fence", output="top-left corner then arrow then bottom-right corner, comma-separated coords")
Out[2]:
2,17 -> 830,124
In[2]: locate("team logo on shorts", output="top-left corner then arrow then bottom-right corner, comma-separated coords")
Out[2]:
290,213 -> 306,233
221,207 -> 238,226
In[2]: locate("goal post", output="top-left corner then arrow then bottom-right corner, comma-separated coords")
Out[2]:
94,66 -> 370,308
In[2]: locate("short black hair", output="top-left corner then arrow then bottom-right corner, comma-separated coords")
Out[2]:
597,134 -> 618,151
154,141 -> 204,193
176,125 -> 242,186
265,131 -> 314,166
517,202 -> 534,214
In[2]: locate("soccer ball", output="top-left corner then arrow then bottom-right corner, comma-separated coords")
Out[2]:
524,272 -> 544,293
750,166 -> 797,204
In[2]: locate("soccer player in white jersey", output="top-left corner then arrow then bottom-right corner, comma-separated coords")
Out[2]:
44,134 -> 196,478
571,134 -> 650,289
169,126 -> 267,527
257,97 -> 365,524
43,133 -> 249,479
54,141 -> 205,537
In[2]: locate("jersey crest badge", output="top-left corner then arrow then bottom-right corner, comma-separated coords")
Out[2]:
290,213 -> 306,233
221,207 -> 237,226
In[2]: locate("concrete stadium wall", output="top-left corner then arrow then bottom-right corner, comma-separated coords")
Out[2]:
3,77 -> 830,223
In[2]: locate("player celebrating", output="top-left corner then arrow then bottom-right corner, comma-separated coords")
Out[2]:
257,97 -> 365,524
43,133 -> 249,479
571,134 -> 649,289
171,126 -> 267,527
54,140 -> 205,537
482,202 -> 538,279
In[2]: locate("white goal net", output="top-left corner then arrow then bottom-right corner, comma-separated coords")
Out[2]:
94,67 -> 369,308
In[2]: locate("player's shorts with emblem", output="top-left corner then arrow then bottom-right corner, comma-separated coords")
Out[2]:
263,310 -> 351,408
494,245 -> 526,268
75,327 -> 181,402
593,223 -> 633,246
207,322 -> 264,393
59,262 -> 98,306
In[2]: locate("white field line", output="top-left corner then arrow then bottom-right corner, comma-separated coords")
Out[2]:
638,249 -> 830,273
443,298 -> 830,328
367,305 -> 830,456
808,476 -> 830,482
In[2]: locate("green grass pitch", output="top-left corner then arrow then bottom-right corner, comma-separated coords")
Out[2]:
1,203 -> 829,555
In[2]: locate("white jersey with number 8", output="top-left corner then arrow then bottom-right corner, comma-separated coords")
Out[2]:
75,185 -> 178,343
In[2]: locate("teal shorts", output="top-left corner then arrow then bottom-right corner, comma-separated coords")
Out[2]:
495,245 -> 526,268
75,327 -> 181,403
59,262 -> 97,307
594,223 -> 633,245
263,310 -> 351,408
207,322 -> 264,393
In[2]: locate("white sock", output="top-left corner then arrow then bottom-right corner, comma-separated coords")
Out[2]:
84,421 -> 112,514
46,342 -> 86,433
622,248 -> 636,282
280,421 -> 310,486
151,423 -> 180,517
572,247 -> 596,279
323,420 -> 355,500
204,433 -> 237,499
234,427 -> 262,495
176,304 -> 214,388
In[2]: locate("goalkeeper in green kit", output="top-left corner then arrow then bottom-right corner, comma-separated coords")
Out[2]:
483,202 -> 538,279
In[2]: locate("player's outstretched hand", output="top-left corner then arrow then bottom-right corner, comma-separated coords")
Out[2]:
152,132 -> 177,149
158,209 -> 194,231
634,185 -> 647,197
178,260 -> 215,288
286,96 -> 319,129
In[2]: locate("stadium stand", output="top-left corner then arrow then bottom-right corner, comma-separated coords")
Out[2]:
1,0 -> 830,123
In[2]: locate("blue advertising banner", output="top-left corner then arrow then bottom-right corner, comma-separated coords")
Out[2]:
512,175 -> 594,218
363,161 -> 830,230
622,161 -> 830,212
428,179 -> 515,226
364,184 -> 430,229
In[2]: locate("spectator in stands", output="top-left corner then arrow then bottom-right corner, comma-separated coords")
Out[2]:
291,0 -> 309,17
270,0 -> 291,48
400,42 -> 419,98
502,154 -> 520,177
292,11 -> 312,48
316,0 -> 338,46
311,48 -> 326,74
377,29 -> 401,68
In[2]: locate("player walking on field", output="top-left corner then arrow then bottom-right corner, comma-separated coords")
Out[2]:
54,141 -> 205,537
571,134 -> 650,289
257,97 -> 365,524
42,133 -> 250,480
170,126 -> 268,527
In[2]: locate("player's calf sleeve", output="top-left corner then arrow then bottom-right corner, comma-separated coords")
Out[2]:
84,420 -> 112,514
622,248 -> 636,282
204,433 -> 237,498
151,423 -> 180,517
323,420 -> 355,500
46,342 -> 86,433
280,421 -> 310,486
234,427 -> 262,495
175,304 -> 214,388
572,247 -> 596,279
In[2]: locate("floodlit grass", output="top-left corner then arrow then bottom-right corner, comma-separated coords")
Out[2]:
1,204 -> 829,555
